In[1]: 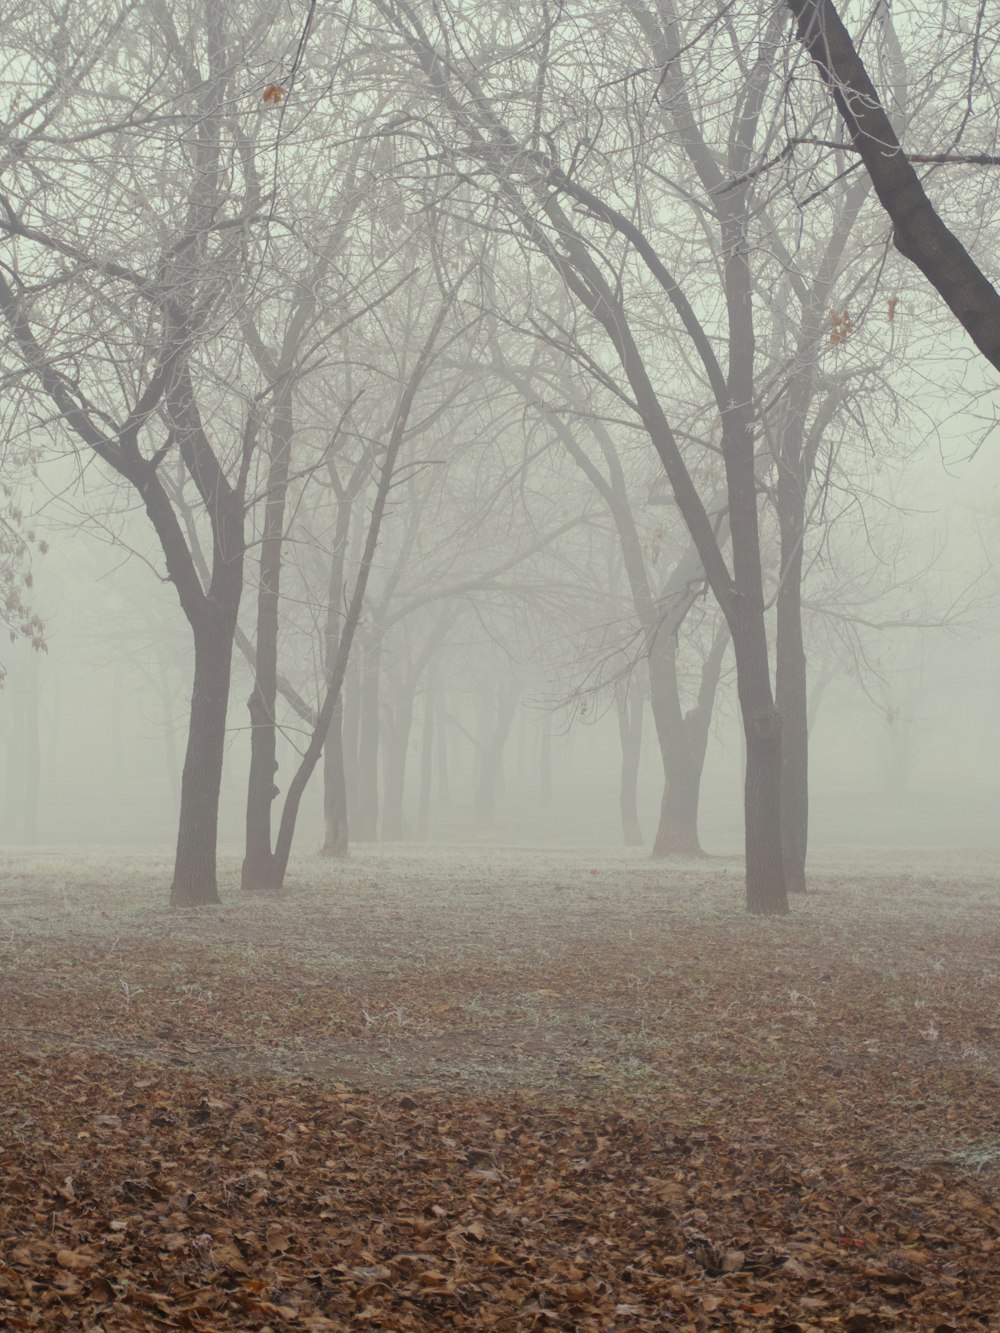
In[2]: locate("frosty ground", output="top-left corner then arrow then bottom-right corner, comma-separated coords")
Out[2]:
1,844 -> 998,1330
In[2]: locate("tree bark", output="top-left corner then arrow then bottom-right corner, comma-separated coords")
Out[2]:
776,500 -> 809,894
787,0 -> 1000,372
241,386 -> 293,892
170,617 -> 234,907
649,629 -> 703,857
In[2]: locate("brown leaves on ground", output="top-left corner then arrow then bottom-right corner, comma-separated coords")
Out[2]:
1,846 -> 998,1329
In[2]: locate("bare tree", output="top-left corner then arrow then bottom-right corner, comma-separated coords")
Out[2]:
787,0 -> 1000,370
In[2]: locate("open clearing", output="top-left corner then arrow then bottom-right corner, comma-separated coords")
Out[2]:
1,844 -> 999,1330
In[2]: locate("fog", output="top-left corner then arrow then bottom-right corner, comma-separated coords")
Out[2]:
5,4 -> 1000,1326
4,430 -> 999,862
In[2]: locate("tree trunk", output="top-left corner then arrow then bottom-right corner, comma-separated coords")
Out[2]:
353,633 -> 382,841
342,666 -> 361,824
539,722 -> 552,807
170,617 -> 234,906
381,683 -> 415,841
776,516 -> 809,894
436,695 -> 451,807
615,681 -> 644,846
241,382 -> 294,892
321,500 -> 353,858
474,682 -> 519,829
787,0 -> 1000,373
417,682 -> 435,841
730,618 -> 786,914
321,694 -> 349,856
649,629 -> 703,857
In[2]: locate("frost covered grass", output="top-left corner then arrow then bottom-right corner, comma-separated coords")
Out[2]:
1,842 -> 997,1126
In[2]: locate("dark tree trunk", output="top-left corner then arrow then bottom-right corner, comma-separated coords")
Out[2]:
170,617 -> 235,906
651,622 -> 730,858
730,617 -> 786,915
615,681 -> 644,846
787,0 -> 1000,373
649,630 -> 703,858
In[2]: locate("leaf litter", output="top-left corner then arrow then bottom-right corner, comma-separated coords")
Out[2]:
1,843 -> 998,1330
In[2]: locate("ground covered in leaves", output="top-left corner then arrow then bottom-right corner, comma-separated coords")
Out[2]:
1,843 -> 998,1330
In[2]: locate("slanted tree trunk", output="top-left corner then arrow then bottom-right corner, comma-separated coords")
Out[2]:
787,0 -> 1000,373
262,291 -> 456,890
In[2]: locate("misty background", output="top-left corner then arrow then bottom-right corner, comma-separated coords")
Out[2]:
2,0 -> 999,897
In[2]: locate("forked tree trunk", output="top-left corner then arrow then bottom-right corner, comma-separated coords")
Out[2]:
649,630 -> 703,858
655,621 -> 730,859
